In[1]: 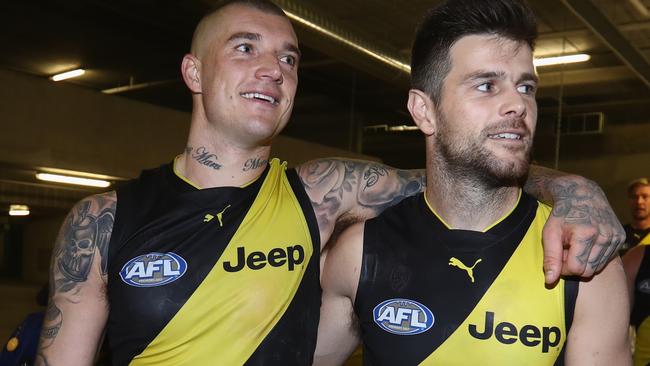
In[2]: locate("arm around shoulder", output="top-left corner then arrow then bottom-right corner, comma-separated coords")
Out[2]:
564,257 -> 631,365
296,158 -> 424,246
36,191 -> 116,366
314,222 -> 365,366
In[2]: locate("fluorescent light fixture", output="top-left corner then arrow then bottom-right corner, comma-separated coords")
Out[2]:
36,173 -> 111,188
534,54 -> 591,67
9,204 -> 30,216
283,10 -> 411,73
51,69 -> 85,81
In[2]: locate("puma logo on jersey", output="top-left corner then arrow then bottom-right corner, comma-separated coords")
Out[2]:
469,311 -> 561,353
449,257 -> 482,283
223,245 -> 305,272
203,205 -> 231,227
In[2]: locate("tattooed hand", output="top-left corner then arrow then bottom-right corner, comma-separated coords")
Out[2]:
36,192 -> 115,366
525,167 -> 625,283
297,159 -> 425,248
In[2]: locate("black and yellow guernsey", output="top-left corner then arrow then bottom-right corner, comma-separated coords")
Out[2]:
106,158 -> 320,365
355,192 -> 578,366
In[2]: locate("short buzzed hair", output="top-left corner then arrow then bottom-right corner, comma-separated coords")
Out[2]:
190,0 -> 288,55
210,0 -> 286,17
411,0 -> 538,107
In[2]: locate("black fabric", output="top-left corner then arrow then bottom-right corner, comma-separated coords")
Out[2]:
632,246 -> 650,329
620,224 -> 650,255
554,277 -> 579,366
355,193 -> 537,366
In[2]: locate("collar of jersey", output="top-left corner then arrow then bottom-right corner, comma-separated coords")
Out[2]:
424,189 -> 522,233
172,155 -> 264,190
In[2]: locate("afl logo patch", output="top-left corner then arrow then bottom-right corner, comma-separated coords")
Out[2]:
638,279 -> 650,294
373,298 -> 434,335
119,252 -> 187,287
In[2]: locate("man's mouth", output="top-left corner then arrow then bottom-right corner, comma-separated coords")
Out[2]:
488,133 -> 522,140
240,92 -> 279,105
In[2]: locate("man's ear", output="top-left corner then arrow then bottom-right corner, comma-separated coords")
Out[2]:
181,54 -> 201,94
407,89 -> 437,136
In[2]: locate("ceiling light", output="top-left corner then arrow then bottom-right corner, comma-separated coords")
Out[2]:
50,69 -> 85,81
9,204 -> 30,216
534,54 -> 591,67
283,10 -> 410,73
35,173 -> 111,188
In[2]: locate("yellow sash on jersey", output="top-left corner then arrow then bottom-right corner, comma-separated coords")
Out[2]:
131,159 -> 314,365
640,233 -> 650,246
421,203 -> 566,365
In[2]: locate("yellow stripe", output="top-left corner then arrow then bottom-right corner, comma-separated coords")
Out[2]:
131,158 -> 314,365
421,203 -> 565,365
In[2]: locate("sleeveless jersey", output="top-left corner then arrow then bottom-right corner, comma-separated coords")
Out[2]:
354,192 -> 577,366
632,246 -> 650,366
106,158 -> 320,365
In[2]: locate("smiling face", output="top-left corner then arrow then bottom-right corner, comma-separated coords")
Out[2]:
431,34 -> 538,185
188,4 -> 300,147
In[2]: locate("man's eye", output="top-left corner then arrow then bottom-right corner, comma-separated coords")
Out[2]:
517,84 -> 536,94
477,83 -> 492,92
280,55 -> 296,66
236,44 -> 252,53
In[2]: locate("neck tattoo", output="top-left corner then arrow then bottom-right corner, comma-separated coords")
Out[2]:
189,146 -> 222,170
243,158 -> 268,172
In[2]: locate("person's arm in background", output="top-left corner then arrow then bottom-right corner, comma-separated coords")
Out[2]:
36,192 -> 115,366
298,159 -> 625,283
564,257 -> 631,365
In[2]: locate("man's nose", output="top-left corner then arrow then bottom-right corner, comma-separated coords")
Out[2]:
255,54 -> 283,84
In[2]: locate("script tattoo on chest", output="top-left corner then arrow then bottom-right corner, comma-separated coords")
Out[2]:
243,158 -> 268,171
191,146 -> 222,170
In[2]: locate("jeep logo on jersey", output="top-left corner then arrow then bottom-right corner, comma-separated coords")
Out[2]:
119,252 -> 187,287
469,311 -> 561,353
373,298 -> 434,335
223,245 -> 305,272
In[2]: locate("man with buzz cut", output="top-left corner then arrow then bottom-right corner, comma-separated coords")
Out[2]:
37,0 -> 626,365
315,0 -> 630,365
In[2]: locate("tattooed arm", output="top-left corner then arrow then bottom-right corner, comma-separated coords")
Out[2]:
36,192 -> 115,366
525,165 -> 625,283
296,158 -> 425,247
297,159 -> 624,281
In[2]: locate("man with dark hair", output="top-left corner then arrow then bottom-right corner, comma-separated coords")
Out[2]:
315,0 -> 630,364
37,0 -> 625,365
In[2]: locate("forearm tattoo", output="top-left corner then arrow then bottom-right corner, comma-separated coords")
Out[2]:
527,170 -> 624,271
39,299 -> 62,349
188,146 -> 222,170
298,159 -> 425,240
550,179 -> 622,269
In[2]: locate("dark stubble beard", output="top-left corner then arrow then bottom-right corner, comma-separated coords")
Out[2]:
433,110 -> 532,189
